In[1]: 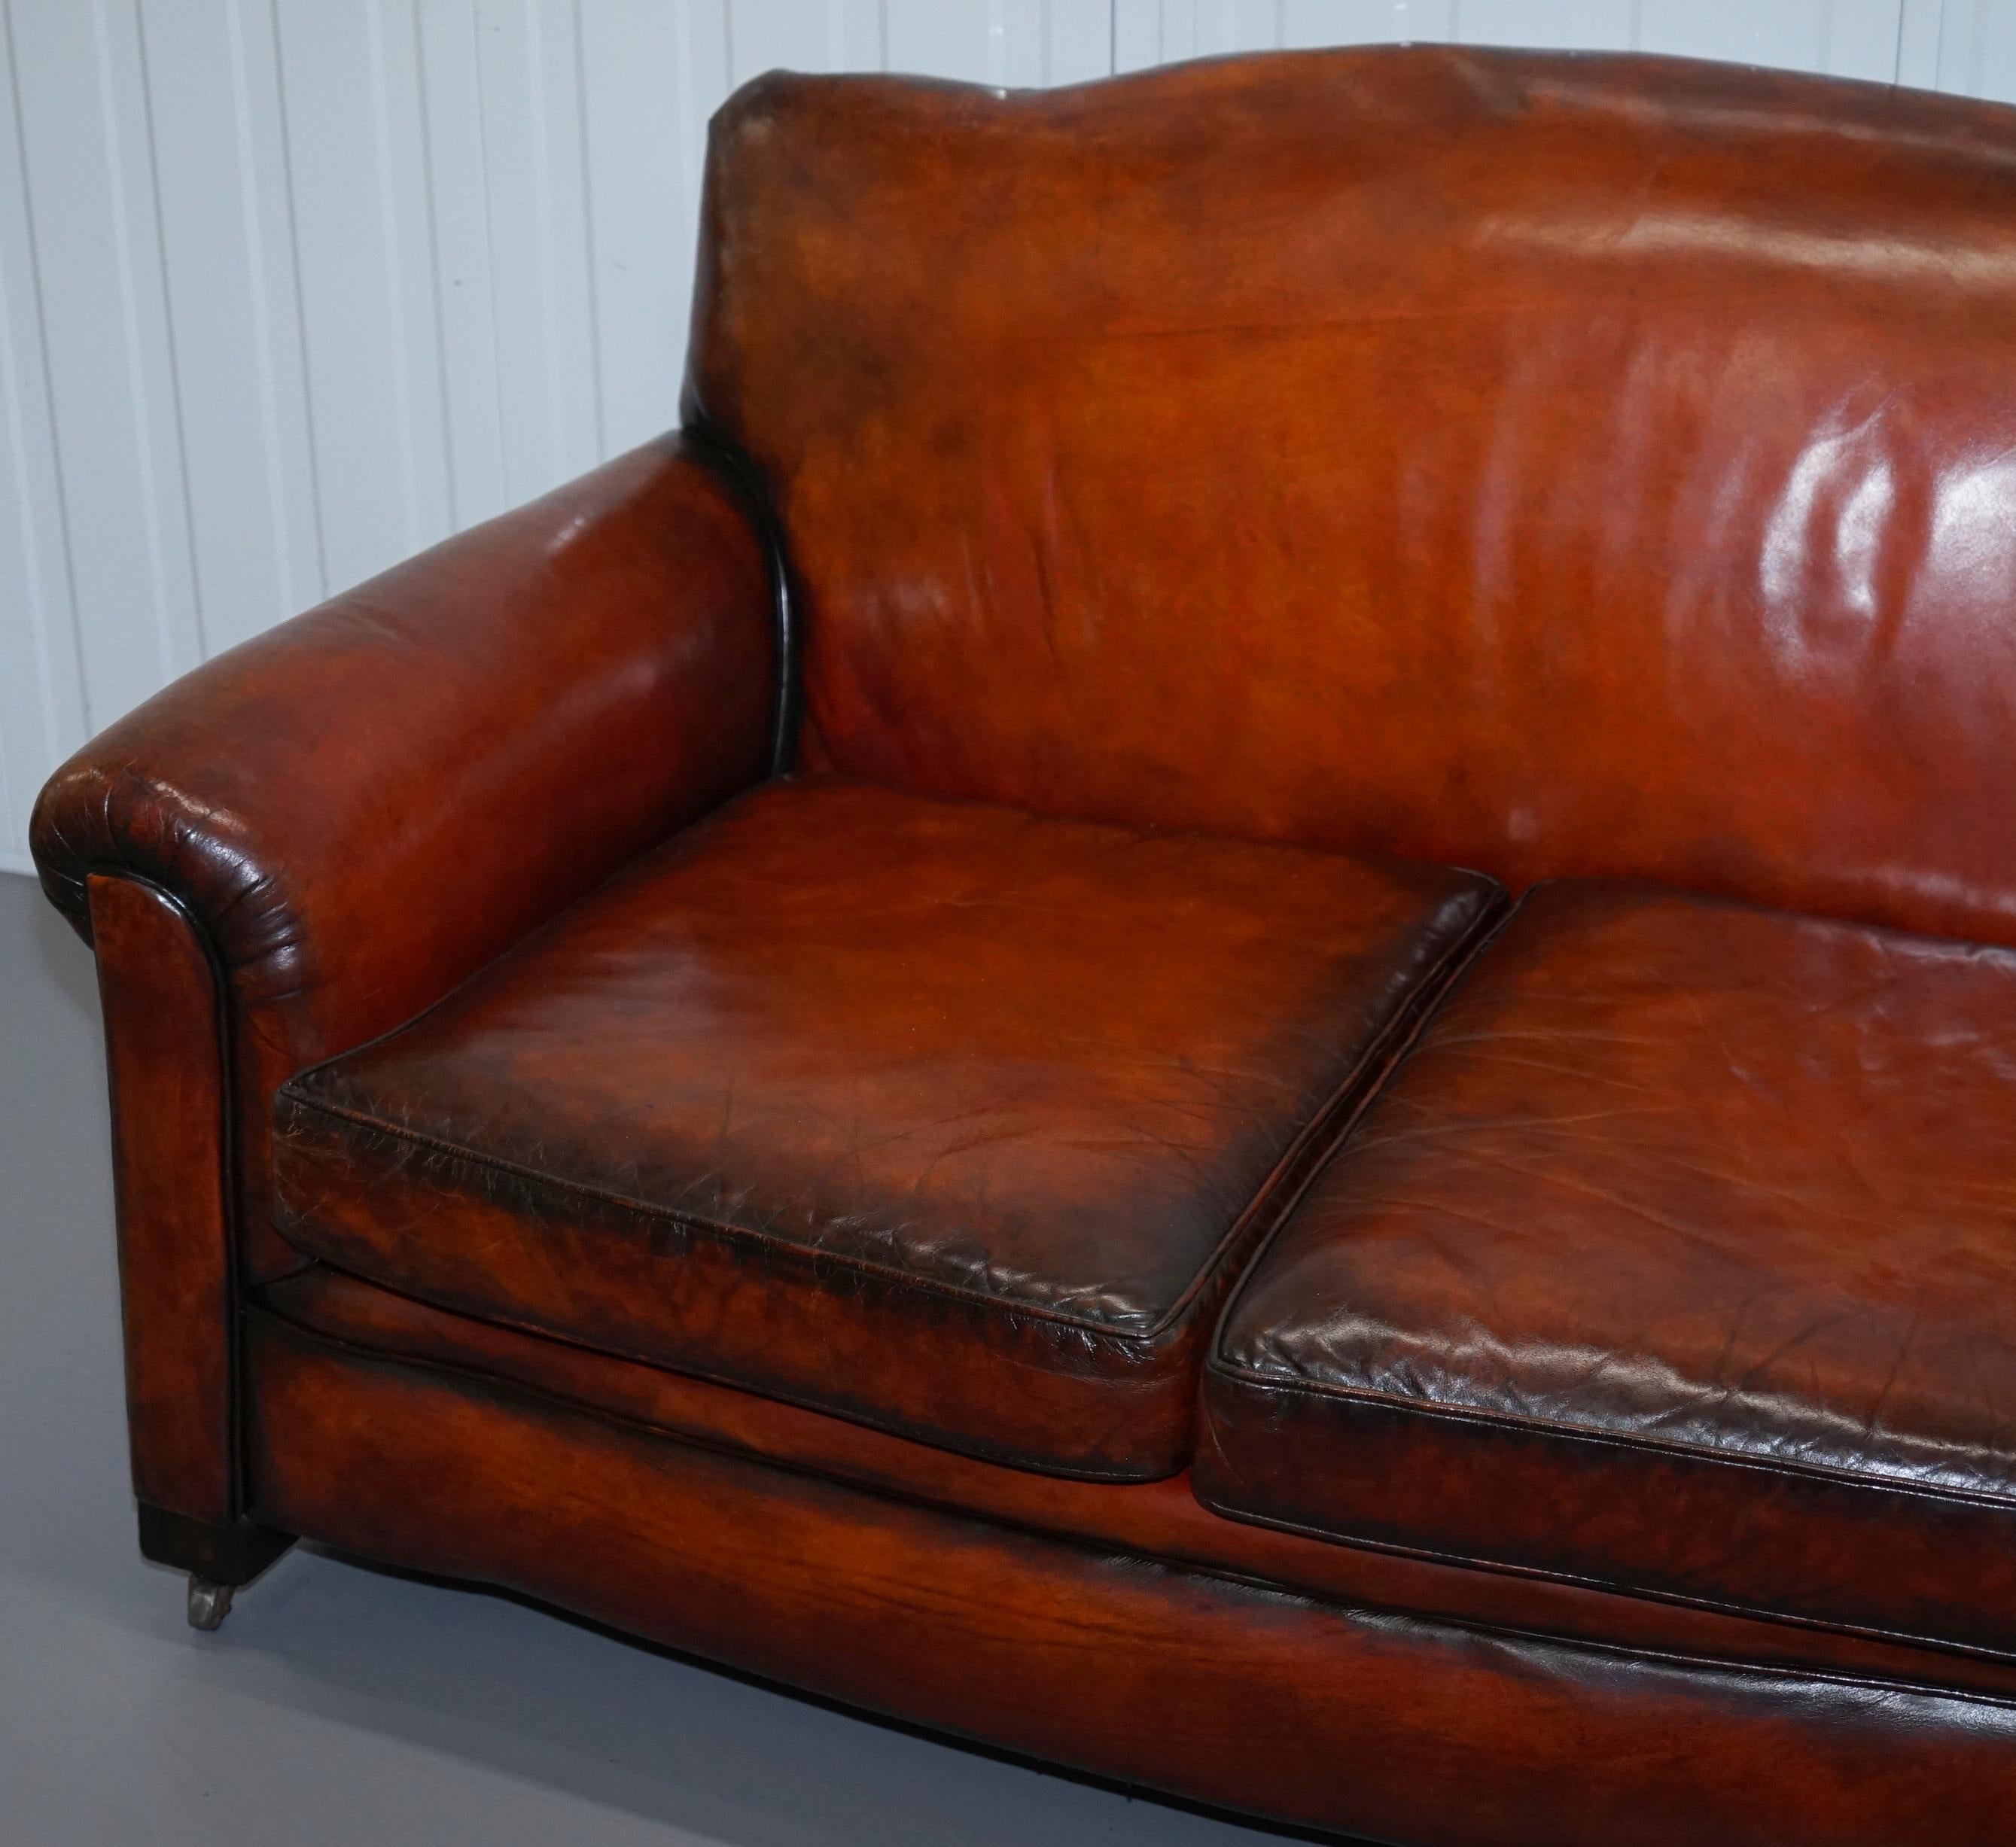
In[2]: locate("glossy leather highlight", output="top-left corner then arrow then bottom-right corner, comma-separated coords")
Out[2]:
691,48 -> 2016,947
273,777 -> 1499,1477
32,42 -> 2016,1843
1201,881 -> 2016,1656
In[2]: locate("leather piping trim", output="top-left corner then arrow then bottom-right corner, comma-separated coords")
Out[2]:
1191,1463 -> 2016,1669
1150,884 -> 1511,1337
1201,888 -> 1527,1384
275,881 -> 1507,1350
1202,1362 -> 2016,1517
245,1298 -> 2016,1712
257,1258 -> 1174,1483
680,416 -> 797,775
251,1281 -> 1185,1492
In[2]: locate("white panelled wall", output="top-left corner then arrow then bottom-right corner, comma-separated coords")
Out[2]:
3,0 -> 2015,873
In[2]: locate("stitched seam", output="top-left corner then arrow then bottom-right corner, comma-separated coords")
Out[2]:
1205,890 -> 1525,1370
252,1276 -> 1175,1484
1189,1478 -> 2016,1672
279,1096 -> 1176,1353
249,1301 -> 2016,1712
277,880 -> 1503,1351
1205,1362 -> 2016,1517
1141,881 -> 1507,1339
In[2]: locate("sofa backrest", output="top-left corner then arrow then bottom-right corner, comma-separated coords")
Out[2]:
687,46 -> 2016,947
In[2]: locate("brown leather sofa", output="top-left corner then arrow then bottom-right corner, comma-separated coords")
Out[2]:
30,44 -> 2016,1845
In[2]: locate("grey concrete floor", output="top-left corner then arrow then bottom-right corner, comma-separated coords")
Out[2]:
0,869 -> 1300,1847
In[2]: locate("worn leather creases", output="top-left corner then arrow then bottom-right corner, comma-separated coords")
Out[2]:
271,777 -> 1501,1477
1200,881 -> 2016,1657
37,41 -> 2016,1840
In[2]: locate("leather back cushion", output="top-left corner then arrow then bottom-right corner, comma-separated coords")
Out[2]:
687,46 -> 2016,945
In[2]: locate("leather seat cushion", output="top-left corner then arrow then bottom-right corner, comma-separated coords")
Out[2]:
275,777 -> 1500,1479
1198,881 -> 2016,1655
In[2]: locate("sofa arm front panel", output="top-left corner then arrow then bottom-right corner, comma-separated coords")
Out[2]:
33,432 -> 777,1286
88,872 -> 238,1527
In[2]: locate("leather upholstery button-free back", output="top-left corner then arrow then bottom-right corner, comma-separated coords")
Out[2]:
35,41 -> 2016,1845
690,48 -> 2016,948
274,777 -> 1499,1478
1199,881 -> 2016,1657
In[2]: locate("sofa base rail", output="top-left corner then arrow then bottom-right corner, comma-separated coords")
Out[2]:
136,1501 -> 293,1586
240,1307 -> 2013,1847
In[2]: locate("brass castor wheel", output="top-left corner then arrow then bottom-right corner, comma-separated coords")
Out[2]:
186,1576 -> 235,1632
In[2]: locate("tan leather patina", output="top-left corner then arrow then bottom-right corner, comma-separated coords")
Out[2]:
34,47 -> 2016,1847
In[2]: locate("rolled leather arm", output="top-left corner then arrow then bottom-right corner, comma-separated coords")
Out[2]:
33,432 -> 777,1276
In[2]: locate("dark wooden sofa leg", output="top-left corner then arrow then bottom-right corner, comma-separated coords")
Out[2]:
137,1504 -> 294,1629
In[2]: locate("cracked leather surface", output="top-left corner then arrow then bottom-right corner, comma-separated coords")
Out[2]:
275,776 -> 1500,1479
1200,879 -> 2016,1654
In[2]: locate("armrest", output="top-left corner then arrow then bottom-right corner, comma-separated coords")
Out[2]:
33,431 -> 777,1279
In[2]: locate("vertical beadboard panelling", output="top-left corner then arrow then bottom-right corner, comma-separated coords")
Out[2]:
1119,0 -> 1929,70
1450,2 -> 1638,48
1898,0 -> 1947,85
727,0 -> 848,85
1115,1 -> 1288,66
883,0 -> 1111,81
0,0 -> 87,870
1032,0 -> 1117,83
1981,0 -> 2013,93
273,0 -> 453,594
1281,5 -> 1395,50
9,0 -> 202,743
138,0 -> 323,652
883,1 -> 1008,78
471,0 -> 601,504
580,0 -> 729,458
1943,0 -> 1989,88
1823,2 -> 1914,79
1116,1 -> 1469,60
416,0 -> 509,531
1934,0 -> 2016,99
1941,0 -> 1986,88
1637,1 -> 1808,67
1111,0 -> 1180,68
1637,1 -> 1905,79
